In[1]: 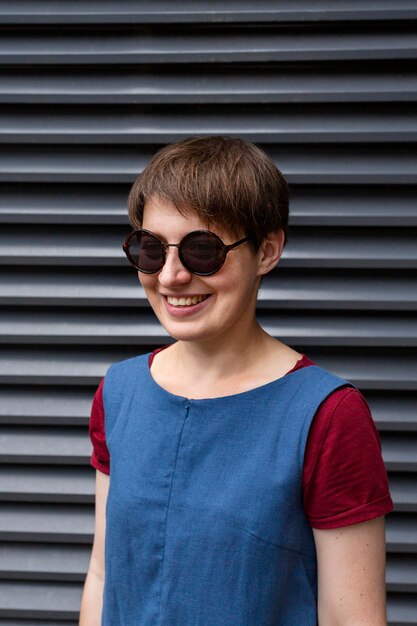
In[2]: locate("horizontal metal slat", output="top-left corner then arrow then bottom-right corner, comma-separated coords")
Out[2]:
0,580 -> 81,620
0,67 -> 415,104
0,542 -> 89,581
0,182 -> 125,224
0,464 -> 95,504
0,269 -> 161,306
382,436 -> 417,472
0,225 -> 126,267
389,476 -> 417,512
291,186 -> 417,226
284,230 -> 417,268
261,313 -> 417,348
366,394 -> 417,432
1,107 -> 416,145
0,346 -> 141,386
0,503 -> 92,543
0,386 -> 93,426
0,617 -> 78,626
386,554 -> 417,593
386,514 -> 417,553
259,274 -> 417,311
0,347 -> 132,386
1,129 -> 417,147
310,353 -> 417,392
0,27 -> 415,64
264,146 -> 417,185
0,428 -> 90,465
0,0 -> 415,24
0,310 -> 163,345
387,594 -> 417,625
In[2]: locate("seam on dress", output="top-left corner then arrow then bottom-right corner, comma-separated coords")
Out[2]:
241,526 -> 316,558
157,400 -> 191,622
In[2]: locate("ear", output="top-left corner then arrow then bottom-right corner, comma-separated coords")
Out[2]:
256,230 -> 285,276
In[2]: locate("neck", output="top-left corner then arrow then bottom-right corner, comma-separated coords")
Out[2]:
169,321 -> 275,387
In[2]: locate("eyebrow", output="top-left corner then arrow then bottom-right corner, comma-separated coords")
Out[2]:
140,228 -> 218,243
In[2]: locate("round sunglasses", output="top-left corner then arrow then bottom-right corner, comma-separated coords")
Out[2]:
122,228 -> 250,276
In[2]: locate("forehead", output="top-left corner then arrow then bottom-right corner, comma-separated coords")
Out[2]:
142,195 -> 227,239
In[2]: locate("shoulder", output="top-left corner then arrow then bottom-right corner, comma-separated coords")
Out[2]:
106,352 -> 149,377
103,353 -> 150,393
100,353 -> 152,430
289,359 -> 355,410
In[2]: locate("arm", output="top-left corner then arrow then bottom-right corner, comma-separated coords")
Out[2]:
313,516 -> 387,626
79,469 -> 110,626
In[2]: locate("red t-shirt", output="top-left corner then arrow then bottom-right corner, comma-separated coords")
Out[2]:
89,348 -> 393,530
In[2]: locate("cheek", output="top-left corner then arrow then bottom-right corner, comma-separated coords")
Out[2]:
138,272 -> 156,291
138,274 -> 161,306
215,273 -> 254,304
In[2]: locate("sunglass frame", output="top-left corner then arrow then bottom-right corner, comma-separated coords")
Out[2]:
122,228 -> 250,276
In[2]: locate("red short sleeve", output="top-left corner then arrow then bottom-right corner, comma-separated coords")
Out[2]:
303,386 -> 394,529
89,378 -> 110,475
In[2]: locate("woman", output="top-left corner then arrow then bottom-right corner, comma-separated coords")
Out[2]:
80,136 -> 393,625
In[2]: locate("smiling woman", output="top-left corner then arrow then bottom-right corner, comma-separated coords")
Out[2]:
80,136 -> 393,626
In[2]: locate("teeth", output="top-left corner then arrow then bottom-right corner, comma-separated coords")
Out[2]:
167,295 -> 208,307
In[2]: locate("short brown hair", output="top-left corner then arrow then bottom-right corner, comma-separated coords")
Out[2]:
127,136 -> 289,251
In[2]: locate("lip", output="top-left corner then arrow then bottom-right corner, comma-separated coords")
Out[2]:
162,294 -> 213,317
160,294 -> 211,298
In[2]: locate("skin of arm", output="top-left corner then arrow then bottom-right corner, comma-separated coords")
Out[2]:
313,516 -> 388,626
79,469 -> 109,626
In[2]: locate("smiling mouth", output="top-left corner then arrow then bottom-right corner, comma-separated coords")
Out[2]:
166,295 -> 210,307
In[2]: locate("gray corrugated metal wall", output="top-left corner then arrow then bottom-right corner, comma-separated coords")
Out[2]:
0,1 -> 416,623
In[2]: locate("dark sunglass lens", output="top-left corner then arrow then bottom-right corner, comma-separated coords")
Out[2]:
181,232 -> 225,274
128,232 -> 164,272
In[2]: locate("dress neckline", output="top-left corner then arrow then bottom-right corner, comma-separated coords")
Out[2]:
145,346 -> 313,403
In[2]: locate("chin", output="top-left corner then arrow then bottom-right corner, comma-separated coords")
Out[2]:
162,325 -> 211,343
156,316 -> 214,343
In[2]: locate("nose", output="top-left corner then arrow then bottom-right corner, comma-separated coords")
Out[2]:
157,246 -> 193,286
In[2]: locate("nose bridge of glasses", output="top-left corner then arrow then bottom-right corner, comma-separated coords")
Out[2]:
159,241 -> 191,276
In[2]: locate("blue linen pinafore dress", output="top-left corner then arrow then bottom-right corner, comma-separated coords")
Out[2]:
101,353 -> 352,626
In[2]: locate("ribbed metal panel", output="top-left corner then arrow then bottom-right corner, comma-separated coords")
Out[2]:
0,2 -> 415,623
